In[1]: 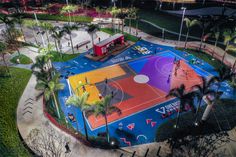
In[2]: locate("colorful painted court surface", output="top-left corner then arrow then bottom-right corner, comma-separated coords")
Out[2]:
55,40 -> 236,147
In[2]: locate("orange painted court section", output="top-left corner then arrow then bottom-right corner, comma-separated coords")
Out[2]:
68,65 -> 126,103
87,76 -> 168,129
171,60 -> 202,91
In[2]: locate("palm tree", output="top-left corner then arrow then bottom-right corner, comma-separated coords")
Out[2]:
128,7 -> 137,34
110,7 -> 120,33
214,67 -> 236,92
191,76 -> 217,125
116,10 -> 128,33
32,55 -> 52,82
198,19 -> 210,51
0,42 -> 9,73
40,22 -> 53,44
61,5 -> 78,24
62,24 -> 78,54
205,26 -> 220,57
66,92 -> 90,141
35,74 -> 64,119
166,84 -> 196,128
88,95 -> 121,143
0,15 -> 15,31
222,29 -> 236,63
51,26 -> 65,56
183,18 -> 200,49
23,19 -> 38,45
86,24 -> 99,54
13,14 -> 26,42
201,67 -> 235,122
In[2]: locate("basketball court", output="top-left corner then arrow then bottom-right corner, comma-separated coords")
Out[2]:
68,52 -> 203,130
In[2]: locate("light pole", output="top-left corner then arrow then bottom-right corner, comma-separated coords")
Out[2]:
178,7 -> 186,45
34,12 -> 46,47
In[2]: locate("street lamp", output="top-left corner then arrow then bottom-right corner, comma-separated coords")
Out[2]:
178,7 -> 186,45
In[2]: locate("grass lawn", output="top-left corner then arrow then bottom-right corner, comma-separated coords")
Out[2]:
0,67 -> 32,156
177,48 -> 227,70
10,54 -> 32,64
100,28 -> 139,42
50,51 -> 80,62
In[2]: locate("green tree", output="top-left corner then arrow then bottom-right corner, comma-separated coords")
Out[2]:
116,9 -> 128,33
110,7 -> 121,33
166,84 -> 196,128
201,67 -> 235,122
1,27 -> 22,56
222,28 -> 236,63
66,92 -> 91,141
35,74 -> 64,119
127,7 -> 138,34
86,24 -> 99,54
13,14 -> 26,42
183,18 -> 200,49
61,5 -> 78,24
88,95 -> 121,143
0,42 -> 9,73
51,26 -> 65,56
23,19 -> 38,45
40,22 -> 53,44
63,24 -> 78,54
191,77 -> 217,125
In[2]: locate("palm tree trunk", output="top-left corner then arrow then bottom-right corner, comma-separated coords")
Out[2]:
199,28 -> 205,51
82,111 -> 89,141
104,114 -> 110,143
52,92 -> 61,119
201,96 -> 213,122
135,17 -> 138,36
1,54 -> 10,73
222,51 -> 227,63
54,39 -> 59,52
46,31 -> 50,44
69,33 -> 75,54
112,17 -> 114,33
194,97 -> 203,123
16,48 -> 21,56
213,37 -> 219,57
32,29 -> 38,45
184,30 -> 189,49
222,41 -> 229,63
20,24 -> 26,42
58,40 -> 63,58
122,19 -> 124,34
129,17 -> 131,34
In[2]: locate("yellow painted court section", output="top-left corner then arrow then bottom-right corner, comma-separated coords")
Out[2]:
68,65 -> 126,103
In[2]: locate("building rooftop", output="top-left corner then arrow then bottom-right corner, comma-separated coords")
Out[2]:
95,34 -> 124,47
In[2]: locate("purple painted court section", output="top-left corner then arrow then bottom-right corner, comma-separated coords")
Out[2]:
140,56 -> 174,93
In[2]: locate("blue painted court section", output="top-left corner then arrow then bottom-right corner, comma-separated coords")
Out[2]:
54,40 -> 236,147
